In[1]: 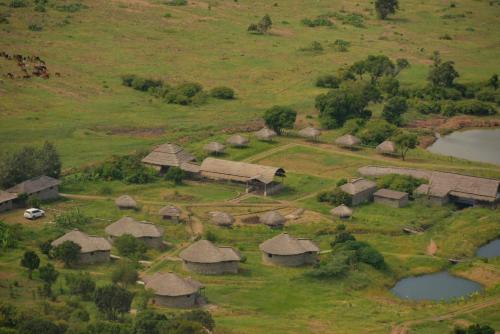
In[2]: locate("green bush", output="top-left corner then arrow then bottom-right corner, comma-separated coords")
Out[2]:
114,234 -> 147,259
301,17 -> 333,27
210,86 -> 235,99
330,11 -> 365,28
377,174 -> 425,197
164,167 -> 185,185
317,188 -> 352,206
358,119 -> 398,146
54,208 -> 91,229
416,100 -> 441,114
165,0 -> 187,5
9,0 -> 27,8
299,41 -> 324,52
315,74 -> 340,88
442,100 -> 497,116
55,3 -> 88,12
331,39 -> 350,52
28,24 -> 43,32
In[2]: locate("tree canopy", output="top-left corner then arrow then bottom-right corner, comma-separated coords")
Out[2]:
20,251 -> 40,279
263,106 -> 297,135
375,0 -> 399,19
393,131 -> 418,160
94,285 -> 134,320
52,240 -> 81,267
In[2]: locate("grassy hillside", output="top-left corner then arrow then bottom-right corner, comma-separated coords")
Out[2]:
1,0 -> 500,167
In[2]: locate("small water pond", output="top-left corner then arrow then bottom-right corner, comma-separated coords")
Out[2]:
476,239 -> 500,258
391,271 -> 483,302
427,128 -> 500,165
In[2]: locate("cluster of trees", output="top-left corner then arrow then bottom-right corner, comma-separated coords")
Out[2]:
248,14 -> 272,34
0,221 -> 23,251
0,141 -> 61,188
79,152 -> 156,184
308,231 -> 385,279
263,106 -> 297,135
114,234 -> 148,260
317,187 -> 352,206
122,75 -> 235,105
453,324 -> 495,334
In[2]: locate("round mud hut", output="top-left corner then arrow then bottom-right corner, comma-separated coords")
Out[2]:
209,211 -> 235,227
260,211 -> 286,228
298,126 -> 321,141
115,195 -> 137,210
330,204 -> 353,220
226,134 -> 249,148
255,128 -> 277,141
143,272 -> 203,308
259,233 -> 319,267
335,134 -> 361,149
159,205 -> 181,223
105,216 -> 165,248
376,140 -> 397,155
204,142 -> 226,155
179,240 -> 241,275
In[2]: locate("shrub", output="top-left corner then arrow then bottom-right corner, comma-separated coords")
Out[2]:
358,119 -> 398,146
444,100 -> 497,116
416,101 -> 441,114
263,105 -> 297,135
382,96 -> 408,126
181,310 -> 215,331
164,167 -> 185,185
55,208 -> 91,229
336,178 -> 348,187
9,0 -> 27,8
299,41 -> 324,52
114,234 -> 147,259
94,285 -> 133,320
341,118 -> 366,135
476,88 -> 499,103
28,24 -> 43,32
331,39 -> 350,52
301,17 -> 333,27
111,263 -> 139,288
55,3 -> 88,12
52,241 -> 81,267
379,76 -> 400,96
317,188 -> 352,206
176,82 -> 203,97
315,74 -> 340,88
330,11 -> 365,28
377,174 -> 425,196
165,0 -> 187,5
65,272 -> 95,300
210,86 -> 235,99
131,77 -> 163,92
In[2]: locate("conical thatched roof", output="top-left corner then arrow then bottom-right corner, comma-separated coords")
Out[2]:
143,272 -> 203,297
141,143 -> 195,167
376,140 -> 396,154
255,128 -> 277,141
51,230 -> 111,253
335,134 -> 361,147
159,205 -> 181,217
115,195 -> 137,209
298,126 -> 321,139
105,216 -> 164,238
209,211 -> 235,227
179,240 -> 241,264
259,211 -> 286,227
204,142 -> 225,154
227,134 -> 249,147
330,204 -> 353,218
259,233 -> 319,256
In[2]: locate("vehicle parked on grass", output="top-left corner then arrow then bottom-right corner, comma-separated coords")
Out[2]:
24,208 -> 45,220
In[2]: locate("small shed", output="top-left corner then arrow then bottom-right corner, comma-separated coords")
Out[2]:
330,204 -> 353,219
179,240 -> 241,275
340,178 -> 377,206
159,205 -> 181,223
374,189 -> 409,208
6,175 -> 60,201
227,135 -> 249,148
51,230 -> 111,265
143,272 -> 203,308
259,233 -> 319,267
204,142 -> 226,155
298,126 -> 321,141
335,134 -> 361,149
376,140 -> 397,155
255,128 -> 277,141
414,184 -> 450,205
115,195 -> 137,210
0,191 -> 17,213
105,217 -> 165,248
259,211 -> 286,228
209,211 -> 235,227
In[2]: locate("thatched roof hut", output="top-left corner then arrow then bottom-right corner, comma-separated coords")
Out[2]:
226,134 -> 249,147
259,233 -> 319,256
105,217 -> 164,239
376,140 -> 397,155
335,134 -> 361,148
159,205 -> 181,221
115,195 -> 137,209
255,128 -> 277,141
330,204 -> 353,219
209,211 -> 235,227
298,126 -> 321,140
180,240 -> 241,264
52,230 -> 111,254
259,211 -> 286,227
144,272 -> 203,297
141,143 -> 195,169
204,142 -> 226,155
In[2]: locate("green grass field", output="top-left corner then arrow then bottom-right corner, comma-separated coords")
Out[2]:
1,0 -> 500,333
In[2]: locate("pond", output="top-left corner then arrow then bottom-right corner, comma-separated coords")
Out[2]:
391,271 -> 483,302
476,239 -> 500,258
427,128 -> 500,165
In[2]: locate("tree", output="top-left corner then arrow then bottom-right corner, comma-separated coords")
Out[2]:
382,96 -> 408,126
487,74 -> 498,90
111,263 -> 139,288
393,131 -> 418,161
114,234 -> 147,259
52,240 -> 81,267
317,188 -> 352,206
94,285 -> 133,320
358,119 -> 397,146
20,251 -> 40,279
181,310 -> 215,331
18,317 -> 65,334
40,141 -> 61,178
350,55 -> 396,82
375,0 -> 399,19
133,310 -> 168,334
331,232 -> 356,247
315,88 -> 370,129
263,106 -> 297,135
164,167 -> 185,185
379,76 -> 400,96
428,53 -> 459,87
65,272 -> 96,300
210,86 -> 235,99
465,324 -> 495,334
38,263 -> 59,297
258,14 -> 272,33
